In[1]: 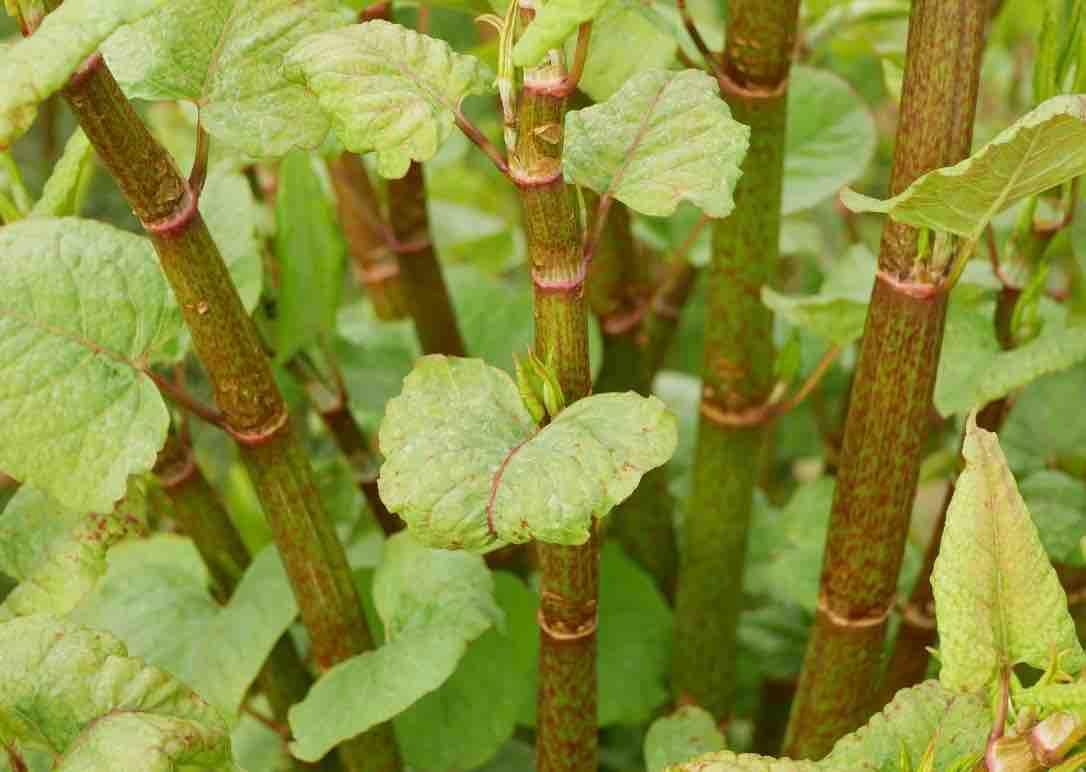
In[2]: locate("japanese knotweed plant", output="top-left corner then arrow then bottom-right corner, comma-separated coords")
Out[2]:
6,0 -> 1086,770
0,0 -> 740,768
650,414 -> 1086,772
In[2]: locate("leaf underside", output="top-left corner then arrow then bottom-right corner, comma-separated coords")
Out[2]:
841,94 -> 1086,239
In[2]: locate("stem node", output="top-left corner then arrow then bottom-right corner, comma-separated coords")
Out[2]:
226,410 -> 291,447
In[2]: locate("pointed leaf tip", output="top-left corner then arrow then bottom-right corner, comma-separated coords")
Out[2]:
932,410 -> 1084,694
839,94 -> 1086,239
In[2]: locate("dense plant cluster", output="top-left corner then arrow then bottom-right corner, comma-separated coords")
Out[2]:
2,0 -> 1086,771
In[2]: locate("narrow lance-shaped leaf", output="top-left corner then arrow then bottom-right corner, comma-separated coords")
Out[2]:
512,0 -> 608,68
288,533 -> 502,762
30,128 -> 94,218
285,21 -> 494,179
0,218 -> 182,513
0,0 -> 169,148
563,69 -> 750,218
931,412 -> 1085,694
841,94 -> 1086,240
0,616 -> 239,771
378,356 -> 678,552
102,0 -> 349,157
274,151 -> 345,362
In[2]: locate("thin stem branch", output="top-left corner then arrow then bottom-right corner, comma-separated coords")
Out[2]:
455,111 -> 511,176
700,346 -> 842,428
326,153 -> 407,321
677,0 -> 722,77
146,369 -> 226,429
386,162 -> 468,356
564,23 -> 593,94
242,700 -> 292,741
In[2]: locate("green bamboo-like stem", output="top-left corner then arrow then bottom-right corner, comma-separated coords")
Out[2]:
878,215 -> 1064,702
327,153 -> 407,321
386,162 -> 467,356
52,45 -> 400,771
671,0 -> 801,721
587,196 -> 678,597
355,3 -> 463,356
512,52 -> 597,772
154,430 -> 331,772
587,195 -> 646,393
782,0 -> 986,758
876,293 -> 1017,706
155,430 -> 252,598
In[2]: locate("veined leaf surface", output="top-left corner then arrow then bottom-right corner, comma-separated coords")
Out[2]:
564,69 -> 750,218
0,218 -> 181,513
0,615 -> 239,771
841,95 -> 1086,240
0,0 -> 168,148
932,412 -> 1085,693
103,0 -> 348,157
285,21 -> 493,178
378,356 -> 677,551
288,533 -> 501,761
